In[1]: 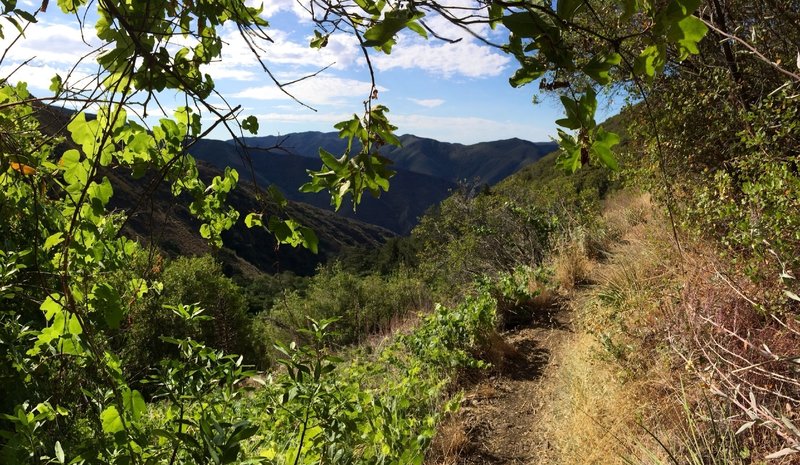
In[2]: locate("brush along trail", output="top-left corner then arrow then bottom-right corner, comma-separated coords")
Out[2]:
430,302 -> 573,465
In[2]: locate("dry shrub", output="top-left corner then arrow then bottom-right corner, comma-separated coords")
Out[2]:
667,252 -> 800,462
426,416 -> 469,465
552,236 -> 593,292
479,330 -> 520,369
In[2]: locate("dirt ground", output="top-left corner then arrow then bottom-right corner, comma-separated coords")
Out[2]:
430,305 -> 573,465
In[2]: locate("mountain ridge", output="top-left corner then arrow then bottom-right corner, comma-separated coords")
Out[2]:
234,132 -> 558,186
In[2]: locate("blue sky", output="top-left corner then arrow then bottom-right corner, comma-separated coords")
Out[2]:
1,0 -> 619,144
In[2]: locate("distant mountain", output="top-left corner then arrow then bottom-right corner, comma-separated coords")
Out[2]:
33,104 -> 393,277
237,132 -> 559,185
189,139 -> 456,235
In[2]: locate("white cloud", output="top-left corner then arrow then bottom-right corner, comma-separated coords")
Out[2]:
234,75 -> 384,107
213,25 -> 362,74
409,98 -> 445,108
0,62 -> 98,93
392,113 -> 550,144
373,35 -> 509,78
251,111 -> 351,124
0,20 -> 100,66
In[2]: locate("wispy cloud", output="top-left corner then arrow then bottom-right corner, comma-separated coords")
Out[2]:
408,98 -> 445,108
0,20 -> 100,66
392,113 -> 550,144
234,75 -> 384,107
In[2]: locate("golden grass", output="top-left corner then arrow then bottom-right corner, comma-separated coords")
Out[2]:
426,416 -> 469,465
533,333 -> 671,465
532,191 -> 682,465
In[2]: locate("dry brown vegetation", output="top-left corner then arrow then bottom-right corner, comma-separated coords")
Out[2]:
431,191 -> 799,464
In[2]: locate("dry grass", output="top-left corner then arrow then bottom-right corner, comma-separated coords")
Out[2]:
532,333 -> 670,465
427,416 -> 469,465
479,329 -> 520,369
532,191 -> 683,465
552,236 -> 594,292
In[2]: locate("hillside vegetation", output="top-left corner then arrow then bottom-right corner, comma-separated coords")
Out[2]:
2,0 -> 800,464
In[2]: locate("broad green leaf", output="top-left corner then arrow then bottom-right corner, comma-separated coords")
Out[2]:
245,213 -> 263,228
41,294 -> 63,321
363,10 -> 420,51
299,227 -> 319,254
49,74 -> 63,94
556,130 -> 582,173
92,283 -> 123,329
668,15 -> 708,59
43,233 -> 64,251
310,30 -> 329,49
268,185 -> 288,208
584,52 -> 622,85
100,406 -> 124,434
123,389 -> 146,421
634,44 -> 666,78
55,441 -> 65,464
591,128 -> 621,170
509,62 -> 545,88
502,12 -> 551,38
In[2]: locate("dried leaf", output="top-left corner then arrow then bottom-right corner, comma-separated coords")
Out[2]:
765,447 -> 799,460
735,420 -> 756,435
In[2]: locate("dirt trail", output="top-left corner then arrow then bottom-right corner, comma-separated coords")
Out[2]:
441,307 -> 572,465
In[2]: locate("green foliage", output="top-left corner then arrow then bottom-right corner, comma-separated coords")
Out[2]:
301,105 -> 398,212
251,265 -> 429,366
335,236 -> 421,276
120,255 -> 253,377
414,182 -> 561,297
688,90 -> 800,284
248,292 -> 496,464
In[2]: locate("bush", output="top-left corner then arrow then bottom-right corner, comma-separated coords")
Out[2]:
120,255 -> 253,377
251,265 -> 430,366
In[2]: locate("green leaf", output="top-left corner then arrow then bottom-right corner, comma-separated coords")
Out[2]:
556,129 -> 582,173
363,10 -> 420,51
509,62 -> 545,88
242,115 -> 259,135
100,406 -> 124,434
502,12 -> 552,38
55,441 -> 65,464
245,213 -> 263,228
43,232 -> 64,251
591,128 -> 621,170
310,30 -> 329,49
634,44 -> 666,78
668,15 -> 708,59
41,294 -> 64,321
267,185 -> 288,208
92,283 -> 123,329
123,389 -> 146,421
49,74 -> 63,94
583,52 -> 622,85
557,0 -> 584,20
299,227 -> 319,254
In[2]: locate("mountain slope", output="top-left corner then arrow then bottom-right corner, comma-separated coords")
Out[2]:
33,104 -> 393,276
189,139 -> 455,235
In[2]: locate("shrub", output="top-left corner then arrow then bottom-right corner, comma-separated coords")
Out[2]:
120,255 -> 252,377
252,265 -> 430,366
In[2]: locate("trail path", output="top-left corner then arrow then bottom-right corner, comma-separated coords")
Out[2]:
445,306 -> 572,464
